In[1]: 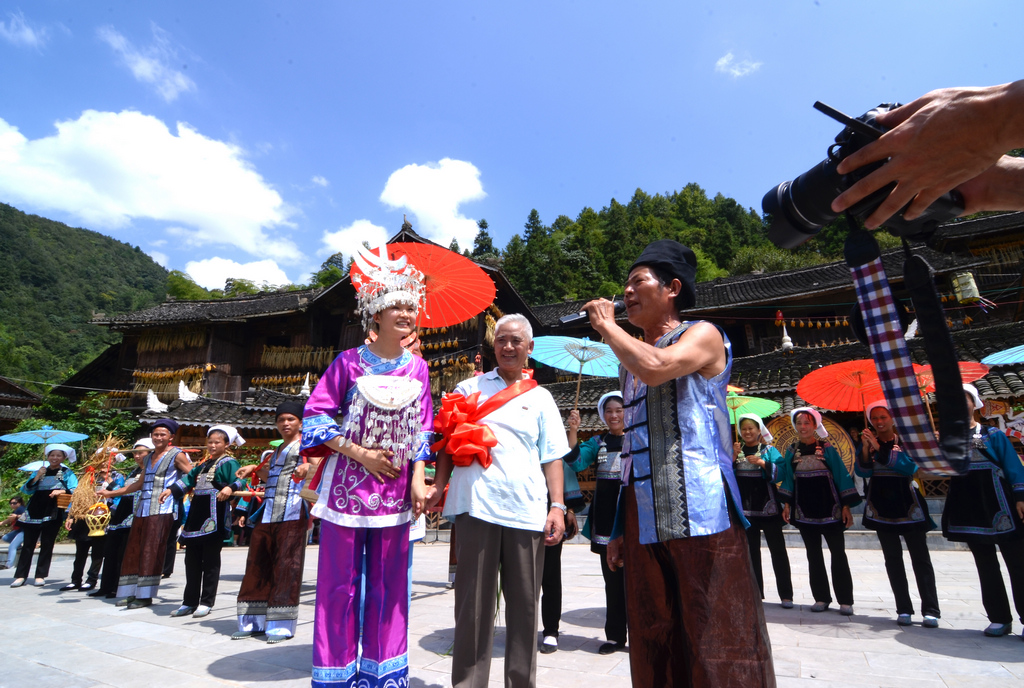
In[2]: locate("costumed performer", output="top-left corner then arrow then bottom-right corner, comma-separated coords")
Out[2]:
564,392 -> 629,654
10,444 -> 79,588
98,419 -> 193,609
163,424 -> 246,618
733,413 -> 793,608
301,246 -> 433,688
942,383 -> 1024,637
778,408 -> 861,615
91,439 -> 150,598
857,400 -> 940,627
582,240 -> 775,687
233,400 -> 313,643
61,453 -> 124,592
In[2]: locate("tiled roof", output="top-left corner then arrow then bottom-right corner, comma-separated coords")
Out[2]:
534,246 -> 986,326
0,405 -> 33,420
140,388 -> 307,430
0,376 -> 41,404
931,212 -> 1024,241
97,289 -> 323,327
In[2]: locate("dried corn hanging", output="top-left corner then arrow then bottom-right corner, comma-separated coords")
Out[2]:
260,345 -> 335,370
137,328 -> 207,353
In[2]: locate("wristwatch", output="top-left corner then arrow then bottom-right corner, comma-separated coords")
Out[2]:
549,502 -> 568,514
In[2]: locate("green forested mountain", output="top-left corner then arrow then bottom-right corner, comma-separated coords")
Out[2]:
0,203 -> 168,389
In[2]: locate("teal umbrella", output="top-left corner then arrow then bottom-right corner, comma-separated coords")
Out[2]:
1,425 -> 89,444
982,344 -> 1024,367
531,336 -> 620,410
725,394 -> 782,441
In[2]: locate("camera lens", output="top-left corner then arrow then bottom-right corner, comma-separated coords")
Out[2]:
763,159 -> 846,249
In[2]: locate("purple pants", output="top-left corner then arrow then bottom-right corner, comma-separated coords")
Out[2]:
311,521 -> 410,688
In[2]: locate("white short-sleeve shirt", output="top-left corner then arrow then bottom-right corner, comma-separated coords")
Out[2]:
442,369 -> 569,532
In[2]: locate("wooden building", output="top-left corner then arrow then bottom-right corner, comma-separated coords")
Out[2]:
0,376 -> 40,434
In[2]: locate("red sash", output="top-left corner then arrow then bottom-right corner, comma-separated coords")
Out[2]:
431,378 -> 539,469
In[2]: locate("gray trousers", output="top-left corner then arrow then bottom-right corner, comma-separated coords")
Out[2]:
452,514 -> 545,688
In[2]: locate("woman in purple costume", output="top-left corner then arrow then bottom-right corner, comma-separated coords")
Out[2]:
301,245 -> 433,688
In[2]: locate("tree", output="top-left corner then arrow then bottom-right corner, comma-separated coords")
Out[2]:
472,220 -> 496,257
449,238 -> 461,254
166,270 -> 213,300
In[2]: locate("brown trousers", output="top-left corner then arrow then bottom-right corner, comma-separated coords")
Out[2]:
118,513 -> 175,599
622,486 -> 776,688
237,514 -> 308,623
451,514 -> 545,688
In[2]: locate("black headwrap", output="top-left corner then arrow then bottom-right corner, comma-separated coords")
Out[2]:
629,239 -> 698,309
276,400 -> 306,420
150,418 -> 179,434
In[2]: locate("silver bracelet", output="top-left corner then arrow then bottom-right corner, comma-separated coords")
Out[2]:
549,502 -> 568,514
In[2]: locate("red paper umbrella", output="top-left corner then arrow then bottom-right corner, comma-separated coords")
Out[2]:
350,242 -> 496,328
912,362 -> 989,394
795,359 -> 885,413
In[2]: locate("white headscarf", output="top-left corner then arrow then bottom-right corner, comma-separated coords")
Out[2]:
597,391 -> 624,426
208,424 -> 245,447
865,399 -> 891,424
737,413 -> 773,443
790,407 -> 828,439
133,438 -> 155,451
963,383 -> 983,411
44,443 -> 76,464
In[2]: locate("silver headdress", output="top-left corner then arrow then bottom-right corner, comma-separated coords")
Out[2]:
351,244 -> 426,331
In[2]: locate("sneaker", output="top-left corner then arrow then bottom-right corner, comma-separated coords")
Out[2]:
839,605 -> 854,616
922,615 -> 939,628
809,601 -> 829,613
170,605 -> 197,617
780,599 -> 794,609
897,614 -> 913,626
540,635 -> 558,654
984,622 -> 1011,637
598,642 -> 625,655
192,605 -> 212,618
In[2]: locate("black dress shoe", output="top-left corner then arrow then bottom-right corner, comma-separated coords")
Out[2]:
59,583 -> 81,592
598,642 -> 625,655
80,582 -> 95,591
88,589 -> 107,598
104,592 -> 117,599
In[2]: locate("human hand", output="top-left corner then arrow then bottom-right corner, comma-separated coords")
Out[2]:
410,476 -> 428,520
358,448 -> 399,483
861,428 -> 879,451
235,465 -> 256,480
65,518 -> 73,530
733,441 -> 742,459
159,488 -> 172,504
216,487 -> 233,502
582,298 -> 620,335
1016,501 -> 1024,521
842,505 -> 853,529
782,503 -> 791,524
568,409 -> 581,432
48,490 -> 64,499
544,508 -> 565,545
831,83 -> 1019,228
606,536 -> 625,571
424,485 -> 441,511
294,463 -> 310,481
565,510 -> 579,540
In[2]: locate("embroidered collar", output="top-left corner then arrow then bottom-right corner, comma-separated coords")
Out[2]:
358,344 -> 412,374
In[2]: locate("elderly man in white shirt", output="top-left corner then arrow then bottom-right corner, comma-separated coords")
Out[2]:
428,313 -> 568,688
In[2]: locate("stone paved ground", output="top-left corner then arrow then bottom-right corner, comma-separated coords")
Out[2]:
1,541 -> 1022,687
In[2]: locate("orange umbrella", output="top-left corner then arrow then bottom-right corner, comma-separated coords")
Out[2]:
912,362 -> 989,393
795,359 -> 885,413
350,242 -> 496,328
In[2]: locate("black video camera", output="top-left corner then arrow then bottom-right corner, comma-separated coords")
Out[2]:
762,102 -> 964,249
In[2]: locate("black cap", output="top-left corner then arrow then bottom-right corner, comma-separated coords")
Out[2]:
150,418 -> 179,434
276,400 -> 306,420
629,239 -> 698,309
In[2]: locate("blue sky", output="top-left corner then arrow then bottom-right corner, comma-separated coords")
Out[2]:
1,2 -> 1021,290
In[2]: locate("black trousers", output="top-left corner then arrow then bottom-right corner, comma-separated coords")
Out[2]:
163,509 -> 182,576
799,528 -> 853,606
876,531 -> 940,617
597,545 -> 628,645
14,519 -> 61,579
71,536 -> 104,586
746,520 -> 793,601
99,527 -> 132,594
967,539 -> 1024,624
183,534 -> 224,608
540,540 -> 563,636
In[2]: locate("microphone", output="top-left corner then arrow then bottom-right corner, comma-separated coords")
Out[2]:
559,300 -> 626,325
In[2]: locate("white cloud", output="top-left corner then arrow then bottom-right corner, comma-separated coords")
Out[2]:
98,24 -> 195,102
311,175 -> 329,187
149,251 -> 169,267
0,11 -> 48,48
379,158 -> 485,249
715,52 -> 762,78
321,219 -> 389,258
0,110 -> 301,262
185,257 -> 290,291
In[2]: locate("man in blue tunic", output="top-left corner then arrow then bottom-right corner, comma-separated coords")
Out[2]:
583,240 -> 775,688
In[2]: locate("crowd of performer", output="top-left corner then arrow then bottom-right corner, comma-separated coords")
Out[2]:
3,236 -> 1024,688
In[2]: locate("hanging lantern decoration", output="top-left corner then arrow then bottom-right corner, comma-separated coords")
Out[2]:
952,272 -> 981,305
775,310 -> 784,327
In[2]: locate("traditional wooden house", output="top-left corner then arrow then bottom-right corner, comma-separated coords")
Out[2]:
56,222 -> 538,446
0,376 -> 40,434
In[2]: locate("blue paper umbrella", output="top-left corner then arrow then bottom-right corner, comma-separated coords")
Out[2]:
981,344 -> 1024,367
0,425 -> 89,444
531,336 -> 620,410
